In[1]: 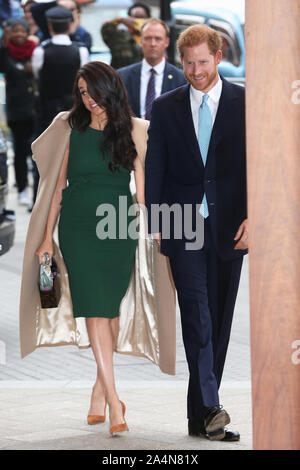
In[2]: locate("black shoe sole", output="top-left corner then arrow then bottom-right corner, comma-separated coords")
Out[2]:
205,411 -> 230,434
189,424 -> 240,442
207,428 -> 226,441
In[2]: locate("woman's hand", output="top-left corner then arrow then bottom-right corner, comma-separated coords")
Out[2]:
153,232 -> 161,245
36,238 -> 53,265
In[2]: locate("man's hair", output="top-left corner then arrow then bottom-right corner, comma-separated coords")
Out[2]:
177,24 -> 222,57
47,19 -> 71,34
127,2 -> 151,18
140,18 -> 170,37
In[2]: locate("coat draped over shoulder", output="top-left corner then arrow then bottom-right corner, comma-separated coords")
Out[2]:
19,112 -> 176,375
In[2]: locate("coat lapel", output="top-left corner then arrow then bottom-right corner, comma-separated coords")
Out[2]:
32,112 -> 71,178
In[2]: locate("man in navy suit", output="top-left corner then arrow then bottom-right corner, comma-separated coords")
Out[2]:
145,24 -> 248,442
118,18 -> 186,118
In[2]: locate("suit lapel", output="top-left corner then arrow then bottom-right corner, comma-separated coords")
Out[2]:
130,63 -> 142,117
206,78 -> 238,167
173,79 -> 239,171
161,62 -> 174,93
174,84 -> 204,170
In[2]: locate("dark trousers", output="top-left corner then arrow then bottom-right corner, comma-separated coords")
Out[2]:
169,218 -> 243,422
8,119 -> 35,193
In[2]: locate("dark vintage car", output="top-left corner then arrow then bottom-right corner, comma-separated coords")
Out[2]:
0,128 -> 15,256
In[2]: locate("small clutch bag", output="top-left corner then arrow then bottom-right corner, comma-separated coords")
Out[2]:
39,253 -> 54,291
39,252 -> 60,308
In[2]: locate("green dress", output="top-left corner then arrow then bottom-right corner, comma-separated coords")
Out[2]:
58,127 -> 138,318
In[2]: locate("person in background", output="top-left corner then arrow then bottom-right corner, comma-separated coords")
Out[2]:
0,17 -> 37,207
101,1 -> 150,69
0,0 -> 13,26
32,4 -> 89,130
0,0 -> 23,27
30,0 -> 92,51
118,18 -> 186,119
31,5 -> 89,208
21,0 -> 42,44
61,0 -> 92,52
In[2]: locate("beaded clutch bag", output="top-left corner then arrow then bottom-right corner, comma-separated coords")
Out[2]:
39,253 -> 60,308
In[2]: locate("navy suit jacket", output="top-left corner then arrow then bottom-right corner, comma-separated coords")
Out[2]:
145,78 -> 247,261
118,60 -> 186,117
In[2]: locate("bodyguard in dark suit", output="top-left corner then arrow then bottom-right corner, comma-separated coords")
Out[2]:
145,24 -> 248,442
118,18 -> 186,118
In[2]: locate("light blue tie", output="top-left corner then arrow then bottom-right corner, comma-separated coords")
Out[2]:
198,94 -> 212,218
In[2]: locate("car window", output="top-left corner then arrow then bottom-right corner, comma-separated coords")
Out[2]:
174,14 -> 242,68
208,18 -> 241,66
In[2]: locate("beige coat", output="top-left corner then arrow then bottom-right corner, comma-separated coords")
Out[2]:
19,112 -> 177,375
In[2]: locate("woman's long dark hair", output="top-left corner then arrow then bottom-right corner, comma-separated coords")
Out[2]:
68,61 -> 137,172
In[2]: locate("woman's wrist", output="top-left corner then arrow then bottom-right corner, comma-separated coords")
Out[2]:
43,233 -> 53,243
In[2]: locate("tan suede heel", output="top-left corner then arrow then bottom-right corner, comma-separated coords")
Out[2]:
109,400 -> 129,436
120,401 -> 126,417
110,422 -> 129,435
87,399 -> 107,424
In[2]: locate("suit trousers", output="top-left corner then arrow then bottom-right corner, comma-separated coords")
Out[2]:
168,218 -> 243,422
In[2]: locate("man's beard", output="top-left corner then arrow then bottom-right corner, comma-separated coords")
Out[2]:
185,67 -> 218,92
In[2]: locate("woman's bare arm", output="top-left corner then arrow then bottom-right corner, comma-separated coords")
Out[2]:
133,155 -> 145,205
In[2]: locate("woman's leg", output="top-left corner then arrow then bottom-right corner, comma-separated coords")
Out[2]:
88,366 -> 107,416
110,316 -> 119,350
86,317 -> 125,427
89,314 -> 120,411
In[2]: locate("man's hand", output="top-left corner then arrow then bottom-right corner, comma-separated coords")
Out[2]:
114,17 -> 139,32
234,219 -> 248,250
57,0 -> 75,10
28,34 -> 40,45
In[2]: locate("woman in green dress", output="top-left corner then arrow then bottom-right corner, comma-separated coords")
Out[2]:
36,61 -> 145,436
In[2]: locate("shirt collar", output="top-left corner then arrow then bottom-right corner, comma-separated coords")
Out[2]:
142,57 -> 166,75
190,75 -> 222,104
52,34 -> 72,45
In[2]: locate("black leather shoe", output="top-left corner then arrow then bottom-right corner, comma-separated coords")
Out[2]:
188,421 -> 240,442
219,428 -> 240,442
204,406 -> 230,434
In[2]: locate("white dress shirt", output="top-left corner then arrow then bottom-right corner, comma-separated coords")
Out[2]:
32,34 -> 90,80
140,57 -> 165,119
190,75 -> 223,138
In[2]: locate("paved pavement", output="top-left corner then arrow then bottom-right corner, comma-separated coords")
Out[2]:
0,157 -> 252,450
